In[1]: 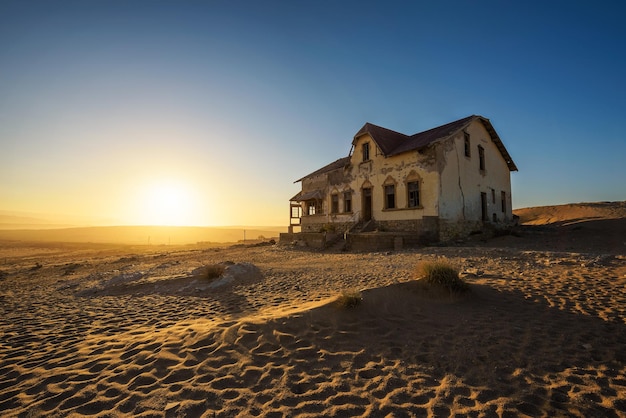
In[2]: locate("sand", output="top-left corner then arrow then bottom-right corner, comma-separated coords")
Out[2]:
1,205 -> 625,417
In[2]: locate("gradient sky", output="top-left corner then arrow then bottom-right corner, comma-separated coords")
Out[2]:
1,1 -> 625,226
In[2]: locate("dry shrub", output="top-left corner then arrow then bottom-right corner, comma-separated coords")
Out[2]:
196,264 -> 226,280
335,289 -> 362,309
414,259 -> 469,294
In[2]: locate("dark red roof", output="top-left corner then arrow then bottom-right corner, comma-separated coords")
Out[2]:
353,123 -> 409,156
390,115 -> 476,155
296,115 -> 517,182
354,115 -> 517,171
295,156 -> 351,183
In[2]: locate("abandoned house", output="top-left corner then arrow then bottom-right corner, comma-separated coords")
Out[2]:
281,115 -> 518,251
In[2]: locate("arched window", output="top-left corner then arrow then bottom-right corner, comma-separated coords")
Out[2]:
331,192 -> 339,214
382,176 -> 396,209
405,171 -> 422,208
343,188 -> 353,213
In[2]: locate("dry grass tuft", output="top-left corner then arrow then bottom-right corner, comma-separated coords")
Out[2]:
196,264 -> 226,280
414,259 -> 469,294
335,289 -> 362,309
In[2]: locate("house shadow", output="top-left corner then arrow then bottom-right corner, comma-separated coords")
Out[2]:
248,278 -> 626,417
487,217 -> 626,254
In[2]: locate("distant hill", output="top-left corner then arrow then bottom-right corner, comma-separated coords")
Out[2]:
0,225 -> 286,245
0,213 -> 76,229
514,201 -> 626,225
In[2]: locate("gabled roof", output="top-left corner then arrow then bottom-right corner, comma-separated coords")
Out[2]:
295,156 -> 350,183
354,115 -> 518,171
352,123 -> 410,155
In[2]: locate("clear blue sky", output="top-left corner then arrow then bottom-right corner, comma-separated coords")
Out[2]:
1,1 -> 624,226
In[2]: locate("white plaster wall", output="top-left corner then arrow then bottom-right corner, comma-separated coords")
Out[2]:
438,120 -> 513,223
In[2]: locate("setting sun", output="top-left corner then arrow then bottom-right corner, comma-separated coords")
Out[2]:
140,180 -> 197,226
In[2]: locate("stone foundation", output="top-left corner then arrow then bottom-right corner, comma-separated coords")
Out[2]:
374,216 -> 440,243
346,231 -> 436,252
283,217 -> 513,251
279,232 -> 341,249
301,220 -> 353,234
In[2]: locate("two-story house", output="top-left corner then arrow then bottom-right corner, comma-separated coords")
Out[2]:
285,115 -> 517,249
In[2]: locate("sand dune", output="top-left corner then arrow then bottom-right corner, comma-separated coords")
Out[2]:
1,203 -> 625,417
514,201 -> 626,225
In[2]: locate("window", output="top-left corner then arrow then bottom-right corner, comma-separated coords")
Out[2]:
385,184 -> 395,209
408,181 -> 420,208
491,188 -> 496,204
481,192 -> 488,221
501,191 -> 506,213
478,145 -> 485,171
343,192 -> 352,213
307,201 -> 322,215
362,142 -> 370,162
331,194 -> 339,214
464,133 -> 471,157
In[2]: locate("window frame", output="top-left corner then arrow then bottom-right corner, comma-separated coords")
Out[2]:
478,145 -> 485,172
331,193 -> 339,214
307,200 -> 322,216
343,191 -> 352,213
384,184 -> 396,209
362,142 -> 370,162
407,180 -> 420,208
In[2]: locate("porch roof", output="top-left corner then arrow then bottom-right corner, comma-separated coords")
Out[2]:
290,189 -> 323,202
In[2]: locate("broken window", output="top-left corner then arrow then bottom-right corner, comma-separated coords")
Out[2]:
362,142 -> 370,162
464,133 -> 471,157
501,191 -> 506,213
343,192 -> 352,213
478,145 -> 485,171
307,201 -> 322,215
331,193 -> 339,214
408,181 -> 420,208
385,184 -> 396,209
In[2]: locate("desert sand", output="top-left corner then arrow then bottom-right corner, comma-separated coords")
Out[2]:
0,203 -> 625,417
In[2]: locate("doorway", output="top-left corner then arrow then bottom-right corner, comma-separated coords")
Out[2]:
362,187 -> 372,221
481,192 -> 488,222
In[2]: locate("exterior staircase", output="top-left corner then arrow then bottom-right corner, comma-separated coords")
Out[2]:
322,219 -> 377,252
347,219 -> 376,234
324,235 -> 348,252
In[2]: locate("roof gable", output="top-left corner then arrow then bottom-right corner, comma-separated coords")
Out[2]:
296,115 -> 517,182
353,115 -> 517,171
353,123 -> 409,155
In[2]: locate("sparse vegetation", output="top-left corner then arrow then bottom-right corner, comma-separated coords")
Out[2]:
195,264 -> 226,280
335,289 -> 362,308
414,259 -> 469,294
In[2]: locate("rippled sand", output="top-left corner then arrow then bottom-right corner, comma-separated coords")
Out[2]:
1,222 -> 625,417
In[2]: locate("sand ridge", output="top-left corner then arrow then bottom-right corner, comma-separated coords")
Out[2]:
1,227 -> 625,417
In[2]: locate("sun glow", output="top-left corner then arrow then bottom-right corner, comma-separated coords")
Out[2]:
139,180 -> 199,226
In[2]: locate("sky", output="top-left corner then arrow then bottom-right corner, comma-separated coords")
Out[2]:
1,0 -> 625,227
